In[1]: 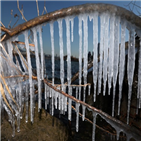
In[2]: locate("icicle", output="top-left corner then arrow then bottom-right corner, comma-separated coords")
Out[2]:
88,85 -> 91,96
37,26 -> 44,80
70,17 -> 74,42
17,113 -> 20,132
92,112 -> 97,141
98,13 -> 105,95
58,19 -> 64,88
65,17 -> 71,86
25,83 -> 28,123
68,87 -> 72,121
112,17 -> 120,117
118,20 -> 126,115
0,82 -> 1,140
64,96 -> 67,112
7,39 -> 13,60
76,102 -> 79,132
76,87 -> 78,99
78,15 -> 82,101
24,30 -> 34,123
82,14 -> 88,101
32,27 -> 41,111
83,86 -> 86,102
51,89 -> 54,116
127,28 -> 135,124
58,92 -> 61,110
11,116 -> 15,137
19,82 -> 22,119
103,13 -> 109,96
108,14 -> 115,95
55,91 -> 58,109
82,105 -> 86,121
89,13 -> 98,100
50,21 -> 55,86
62,95 -> 65,113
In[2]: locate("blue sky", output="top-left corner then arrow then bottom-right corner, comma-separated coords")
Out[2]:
1,1 -> 141,57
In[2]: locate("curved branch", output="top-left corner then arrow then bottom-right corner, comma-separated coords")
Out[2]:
2,3 -> 141,41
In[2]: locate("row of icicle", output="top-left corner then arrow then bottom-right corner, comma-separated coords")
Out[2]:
1,11 -> 141,141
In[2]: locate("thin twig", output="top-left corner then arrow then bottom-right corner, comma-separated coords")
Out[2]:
12,14 -> 20,28
42,1 -> 48,15
36,0 -> 40,16
0,21 -> 5,27
8,9 -> 13,29
17,0 -> 27,22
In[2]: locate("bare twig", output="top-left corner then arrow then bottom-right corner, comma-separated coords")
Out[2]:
17,0 -> 27,22
0,21 -> 5,27
12,14 -> 20,28
8,9 -> 13,29
42,1 -> 48,15
0,82 -> 14,113
13,42 -> 29,70
36,0 -> 40,16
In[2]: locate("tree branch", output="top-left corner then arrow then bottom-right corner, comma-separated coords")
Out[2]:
2,3 -> 141,41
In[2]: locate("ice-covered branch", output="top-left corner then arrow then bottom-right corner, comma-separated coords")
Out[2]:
2,3 -> 141,41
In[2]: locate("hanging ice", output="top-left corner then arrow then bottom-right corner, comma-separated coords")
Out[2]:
78,15 -> 82,101
58,19 -> 64,90
37,26 -> 44,80
98,13 -> 105,95
7,39 -> 13,60
102,13 -> 109,96
88,85 -> 91,96
82,14 -> 88,102
50,21 -> 55,86
25,83 -> 28,123
51,89 -> 54,116
92,112 -> 97,141
127,28 -> 135,124
82,105 -> 86,121
70,17 -> 74,42
89,12 -> 98,102
112,17 -> 120,117
68,87 -> 72,121
32,27 -> 41,111
76,87 -> 78,99
108,14 -> 115,96
24,30 -> 34,122
118,21 -> 126,115
76,102 -> 79,132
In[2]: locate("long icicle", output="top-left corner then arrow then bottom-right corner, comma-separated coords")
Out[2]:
78,15 -> 82,101
118,20 -> 126,115
65,17 -> 72,121
32,27 -> 41,111
24,31 -> 34,123
82,14 -> 88,121
112,17 -> 120,117
103,13 -> 109,96
38,26 -> 44,80
98,13 -> 105,95
108,14 -> 115,95
127,28 -> 135,124
89,12 -> 98,102
50,22 -> 55,86
58,19 -> 64,91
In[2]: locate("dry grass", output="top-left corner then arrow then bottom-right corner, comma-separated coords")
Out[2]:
1,103 -> 69,141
